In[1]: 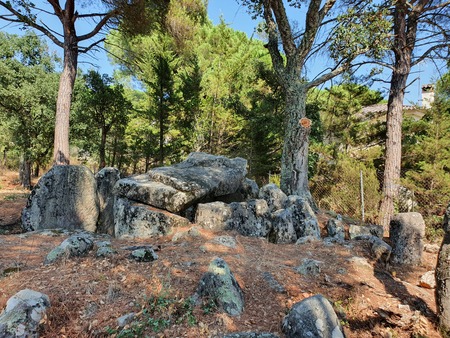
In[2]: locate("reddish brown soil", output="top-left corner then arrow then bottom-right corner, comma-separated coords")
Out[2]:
0,170 -> 442,337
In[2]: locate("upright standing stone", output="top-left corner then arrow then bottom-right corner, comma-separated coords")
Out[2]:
390,212 -> 425,265
21,165 -> 99,232
95,167 -> 120,235
436,203 -> 450,335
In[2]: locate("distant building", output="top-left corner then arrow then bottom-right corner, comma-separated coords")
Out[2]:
421,84 -> 435,109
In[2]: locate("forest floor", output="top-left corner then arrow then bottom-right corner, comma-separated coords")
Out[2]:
0,169 -> 443,337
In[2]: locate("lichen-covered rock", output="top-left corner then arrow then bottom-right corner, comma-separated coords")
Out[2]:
95,167 -> 120,236
195,201 -> 232,230
295,259 -> 323,276
390,212 -> 425,266
193,257 -> 244,316
128,246 -> 158,262
195,199 -> 271,237
268,209 -> 297,244
327,218 -> 345,240
227,200 -> 272,237
239,178 -> 260,200
95,241 -> 115,257
114,197 -> 190,239
286,196 -> 320,239
114,152 -> 247,213
349,224 -> 383,239
259,184 -> 288,212
282,294 -> 345,338
21,165 -> 99,232
44,232 -> 94,264
0,289 -> 50,338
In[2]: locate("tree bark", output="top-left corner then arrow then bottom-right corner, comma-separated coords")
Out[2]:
99,126 -> 107,169
379,0 -> 415,232
436,203 -> 450,336
280,82 -> 313,202
53,19 -> 78,165
19,154 -> 32,190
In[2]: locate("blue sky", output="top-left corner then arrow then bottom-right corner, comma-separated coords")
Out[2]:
0,0 -> 439,104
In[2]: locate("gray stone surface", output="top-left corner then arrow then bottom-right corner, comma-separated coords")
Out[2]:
327,218 -> 345,240
114,152 -> 247,213
259,184 -> 288,212
95,241 -> 115,257
195,199 -> 271,237
295,259 -> 323,276
268,209 -> 297,244
95,167 -> 120,236
213,236 -> 237,248
193,257 -> 244,316
129,246 -> 158,262
114,197 -> 190,239
369,236 -> 392,264
390,212 -> 425,266
0,289 -> 50,338
44,232 -> 94,264
349,224 -> 383,239
239,178 -> 260,200
262,272 -> 286,293
282,294 -> 345,338
195,201 -> 232,230
21,165 -> 99,232
117,312 -> 136,328
227,200 -> 272,237
223,333 -> 280,338
286,195 -> 320,239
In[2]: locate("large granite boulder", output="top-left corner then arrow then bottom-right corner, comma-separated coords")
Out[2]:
95,167 -> 120,236
114,152 -> 247,213
390,212 -> 425,266
287,196 -> 320,239
114,197 -> 190,238
259,184 -> 288,212
192,257 -> 244,316
0,289 -> 50,338
268,209 -> 297,244
21,165 -> 99,232
195,199 -> 271,237
282,294 -> 345,338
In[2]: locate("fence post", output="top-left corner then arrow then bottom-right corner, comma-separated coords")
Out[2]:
360,170 -> 365,222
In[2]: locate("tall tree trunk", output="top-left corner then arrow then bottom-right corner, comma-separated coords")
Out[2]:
379,71 -> 408,230
111,137 -> 117,168
436,203 -> 450,335
34,163 -> 40,178
53,32 -> 78,165
19,153 -> 31,190
379,0 -> 413,232
280,83 -> 313,202
99,126 -> 107,169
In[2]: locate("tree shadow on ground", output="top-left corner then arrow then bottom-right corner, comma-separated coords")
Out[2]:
374,267 -> 436,323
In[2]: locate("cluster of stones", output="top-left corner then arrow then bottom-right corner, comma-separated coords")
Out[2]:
20,152 -> 321,243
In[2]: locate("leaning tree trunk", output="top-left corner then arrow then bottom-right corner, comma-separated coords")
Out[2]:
436,203 -> 450,336
53,34 -> 78,165
280,82 -> 313,203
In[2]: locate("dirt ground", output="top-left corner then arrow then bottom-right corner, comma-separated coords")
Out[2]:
0,169 -> 443,337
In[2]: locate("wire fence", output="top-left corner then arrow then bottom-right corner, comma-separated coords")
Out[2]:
309,166 -> 449,231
